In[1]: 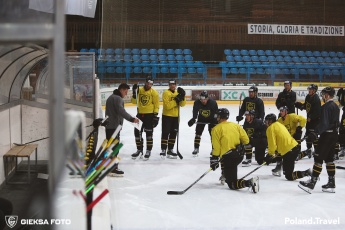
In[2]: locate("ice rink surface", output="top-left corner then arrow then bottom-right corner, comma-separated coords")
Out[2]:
104,103 -> 345,230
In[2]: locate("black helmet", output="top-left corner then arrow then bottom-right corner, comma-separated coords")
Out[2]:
248,86 -> 258,92
168,79 -> 176,85
200,90 -> 208,100
244,110 -> 255,116
265,113 -> 277,123
279,106 -> 288,112
307,84 -> 318,92
321,86 -> 335,97
217,108 -> 229,120
146,76 -> 154,84
284,81 -> 292,86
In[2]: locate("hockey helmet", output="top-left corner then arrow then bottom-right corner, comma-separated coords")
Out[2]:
244,110 -> 255,116
200,90 -> 208,100
279,106 -> 288,112
321,86 -> 335,97
248,86 -> 258,93
307,84 -> 318,92
264,113 -> 277,123
217,108 -> 229,120
284,80 -> 292,86
146,76 -> 154,84
168,79 -> 176,85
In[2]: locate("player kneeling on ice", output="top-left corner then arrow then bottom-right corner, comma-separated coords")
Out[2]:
263,114 -> 311,180
210,108 -> 259,193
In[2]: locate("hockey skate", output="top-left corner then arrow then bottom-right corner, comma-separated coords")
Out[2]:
298,177 -> 318,194
322,176 -> 335,193
272,162 -> 282,177
108,164 -> 124,177
249,176 -> 259,193
339,147 -> 345,160
219,175 -> 226,185
192,148 -> 199,157
143,150 -> 151,161
160,149 -> 166,159
242,159 -> 251,167
167,149 -> 178,159
131,150 -> 143,160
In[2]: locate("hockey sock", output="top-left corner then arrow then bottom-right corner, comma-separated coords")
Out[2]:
312,162 -> 322,178
326,162 -> 335,177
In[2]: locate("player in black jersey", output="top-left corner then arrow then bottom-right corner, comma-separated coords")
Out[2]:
236,86 -> 265,123
188,91 -> 218,156
299,87 -> 340,194
241,110 -> 267,167
335,88 -> 345,160
295,84 -> 321,158
275,81 -> 297,114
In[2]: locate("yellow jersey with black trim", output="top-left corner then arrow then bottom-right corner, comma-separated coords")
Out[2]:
162,89 -> 186,117
266,122 -> 298,156
131,87 -> 159,114
211,121 -> 249,158
277,113 -> 306,137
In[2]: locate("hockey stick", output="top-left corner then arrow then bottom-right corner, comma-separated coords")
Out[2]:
336,166 -> 345,170
237,93 -> 243,124
176,105 -> 183,159
85,116 -> 109,141
241,162 -> 267,179
195,122 -> 210,125
13,137 -> 49,146
167,167 -> 212,195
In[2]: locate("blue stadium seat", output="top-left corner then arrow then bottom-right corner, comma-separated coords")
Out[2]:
152,66 -> 160,74
158,49 -> 166,55
332,57 -> 340,63
232,49 -> 240,56
224,49 -> 232,56
183,49 -> 192,55
243,56 -> 251,62
150,55 -> 158,61
131,48 -> 140,55
265,50 -> 273,56
313,51 -> 321,57
284,56 -> 292,62
115,48 -> 122,55
123,55 -> 132,62
80,48 -> 88,52
299,69 -> 307,75
194,61 -> 203,67
329,51 -> 337,57
115,67 -> 124,74
305,51 -> 313,57
341,57 -> 345,63
257,50 -> 265,56
89,48 -> 97,54
105,55 -> 114,61
226,56 -> 235,61
227,62 -> 236,67
332,69 -> 340,76
105,61 -> 116,67
249,50 -> 257,56
159,55 -> 167,61
323,69 -> 332,75
132,55 -> 141,62
300,56 -> 309,63
149,49 -> 157,55
292,56 -> 300,63
178,67 -> 187,74
256,68 -> 265,74
251,56 -> 260,62
275,56 -> 284,62
281,50 -> 289,56
106,67 -> 116,74
141,55 -> 150,61
97,67 -> 106,74
133,67 -> 142,74
175,55 -> 184,61
98,48 -> 105,55
143,67 -> 152,74
307,69 -> 315,75
125,66 -> 133,74
166,49 -> 174,55
115,55 -> 123,61
197,67 -> 204,74
239,68 -> 247,74
259,56 -> 268,62
282,68 -> 290,75
105,48 -> 114,55
184,55 -> 193,61
274,69 -> 282,75
97,55 -> 105,61
321,51 -> 329,57
289,51 -> 297,57
337,52 -> 345,58
123,48 -> 131,55
160,67 -> 169,74
308,56 -> 317,63
273,50 -> 281,56
249,68 -> 256,74
324,57 -> 332,63
141,49 -> 149,55
316,57 -> 324,63
290,69 -> 298,75
267,56 -> 276,62
234,56 -> 243,62
230,68 -> 239,74
175,49 -> 183,55
240,49 -> 249,56
297,51 -> 305,57
167,55 -> 175,61
188,67 -> 197,74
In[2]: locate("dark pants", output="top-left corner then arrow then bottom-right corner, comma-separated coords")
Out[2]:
161,115 -> 179,150
194,123 -> 215,148
135,113 -> 154,151
251,137 -> 267,164
305,119 -> 319,149
315,131 -> 338,161
282,146 -> 299,180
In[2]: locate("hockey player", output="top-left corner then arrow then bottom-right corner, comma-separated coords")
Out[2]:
263,113 -> 311,180
241,110 -> 267,167
337,88 -> 345,159
276,106 -> 306,176
295,84 -> 321,158
105,83 -> 139,176
160,79 -> 186,159
210,108 -> 259,193
299,87 -> 340,193
188,91 -> 218,156
236,86 -> 265,122
275,81 -> 297,114
131,76 -> 160,160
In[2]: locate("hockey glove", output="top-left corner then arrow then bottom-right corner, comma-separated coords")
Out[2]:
263,154 -> 274,165
210,155 -> 220,171
188,118 -> 196,127
132,84 -> 138,99
293,126 -> 303,140
177,87 -> 186,97
174,94 -> 184,104
236,116 -> 243,122
294,102 -> 304,110
153,113 -> 160,128
307,131 -> 318,143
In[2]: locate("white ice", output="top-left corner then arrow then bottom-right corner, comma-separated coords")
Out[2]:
103,103 -> 345,230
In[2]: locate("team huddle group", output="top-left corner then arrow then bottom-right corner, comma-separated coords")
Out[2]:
103,76 -> 345,194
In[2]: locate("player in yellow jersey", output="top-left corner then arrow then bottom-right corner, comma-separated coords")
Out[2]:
131,76 -> 160,161
160,79 -> 186,159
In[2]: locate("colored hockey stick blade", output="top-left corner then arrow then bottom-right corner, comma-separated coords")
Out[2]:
336,166 -> 345,170
167,191 -> 184,195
